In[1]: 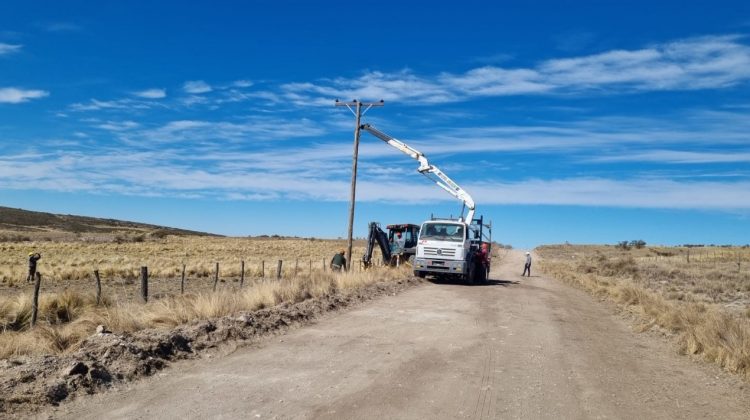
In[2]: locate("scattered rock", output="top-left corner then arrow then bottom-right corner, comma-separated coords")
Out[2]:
45,382 -> 69,404
95,325 -> 110,334
66,362 -> 88,377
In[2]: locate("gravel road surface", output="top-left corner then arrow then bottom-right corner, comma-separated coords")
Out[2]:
53,250 -> 749,419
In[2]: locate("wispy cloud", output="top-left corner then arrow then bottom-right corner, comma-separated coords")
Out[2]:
183,80 -> 212,94
69,98 -> 163,112
128,116 -> 328,144
0,87 -> 49,103
95,120 -> 140,131
0,43 -> 22,55
232,80 -> 253,88
37,22 -> 82,32
590,150 -> 750,164
282,34 -> 750,104
2,147 -> 749,210
132,88 -> 166,99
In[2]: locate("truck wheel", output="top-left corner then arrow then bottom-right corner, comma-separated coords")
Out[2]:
476,262 -> 487,284
465,263 -> 476,285
414,270 -> 426,278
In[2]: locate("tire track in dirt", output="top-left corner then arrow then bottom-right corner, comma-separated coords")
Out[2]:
50,251 -> 749,419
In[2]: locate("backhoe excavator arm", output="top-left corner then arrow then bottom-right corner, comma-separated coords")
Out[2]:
360,123 -> 476,223
362,222 -> 392,268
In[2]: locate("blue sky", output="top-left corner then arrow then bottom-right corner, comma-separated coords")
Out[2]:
1,1 -> 749,248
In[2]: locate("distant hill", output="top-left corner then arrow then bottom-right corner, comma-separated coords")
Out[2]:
0,206 -> 216,238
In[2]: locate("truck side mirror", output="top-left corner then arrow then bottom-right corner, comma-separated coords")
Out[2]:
474,230 -> 480,239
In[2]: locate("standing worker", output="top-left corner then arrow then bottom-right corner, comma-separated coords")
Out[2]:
330,249 -> 346,272
27,252 -> 41,283
522,251 -> 532,277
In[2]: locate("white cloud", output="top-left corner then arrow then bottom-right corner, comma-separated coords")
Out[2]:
133,88 -> 166,99
0,43 -> 22,55
232,80 -> 253,88
96,120 -> 140,131
2,148 -> 749,210
69,98 -> 162,111
131,117 -> 327,143
590,150 -> 750,164
283,34 -> 750,104
0,87 -> 49,103
464,178 -> 750,210
183,80 -> 212,94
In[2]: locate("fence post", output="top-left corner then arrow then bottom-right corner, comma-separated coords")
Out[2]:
240,260 -> 245,288
261,260 -> 265,279
140,266 -> 148,303
30,272 -> 42,328
181,264 -> 186,294
276,260 -> 283,280
738,254 -> 742,273
687,249 -> 690,263
294,259 -> 298,277
213,262 -> 220,292
323,259 -> 326,272
94,269 -> 102,306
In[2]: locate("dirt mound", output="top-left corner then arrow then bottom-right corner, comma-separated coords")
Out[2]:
0,277 -> 422,415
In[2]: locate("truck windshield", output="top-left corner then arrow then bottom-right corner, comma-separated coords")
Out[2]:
420,223 -> 464,242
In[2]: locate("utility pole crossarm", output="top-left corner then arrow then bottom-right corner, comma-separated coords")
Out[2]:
335,99 -> 384,271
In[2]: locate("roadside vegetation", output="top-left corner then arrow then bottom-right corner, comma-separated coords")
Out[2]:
539,244 -> 750,379
0,235 -> 403,359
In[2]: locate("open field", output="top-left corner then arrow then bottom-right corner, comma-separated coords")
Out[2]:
0,235 -> 396,359
0,236 -> 370,293
538,244 -> 750,379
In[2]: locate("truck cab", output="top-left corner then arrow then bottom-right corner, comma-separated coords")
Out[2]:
413,217 -> 491,284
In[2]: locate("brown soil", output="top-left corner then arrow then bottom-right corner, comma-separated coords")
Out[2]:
0,277 -> 422,416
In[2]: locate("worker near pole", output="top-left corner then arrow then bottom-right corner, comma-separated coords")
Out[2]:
27,252 -> 41,283
522,252 -> 532,277
330,249 -> 346,272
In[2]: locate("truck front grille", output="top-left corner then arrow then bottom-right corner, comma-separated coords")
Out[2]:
423,247 -> 457,258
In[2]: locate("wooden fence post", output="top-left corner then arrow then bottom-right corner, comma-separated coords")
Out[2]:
94,270 -> 102,306
140,266 -> 148,303
261,260 -> 265,279
738,254 -> 742,273
213,262 -> 220,292
30,272 -> 42,328
294,259 -> 298,277
181,264 -> 186,295
276,260 -> 283,279
240,260 -> 245,288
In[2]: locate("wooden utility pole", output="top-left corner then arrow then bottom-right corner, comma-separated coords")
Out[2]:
335,99 -> 384,271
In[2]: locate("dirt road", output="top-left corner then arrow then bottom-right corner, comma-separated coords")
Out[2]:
54,251 -> 749,419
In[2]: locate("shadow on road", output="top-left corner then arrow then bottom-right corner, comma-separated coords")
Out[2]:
428,277 -> 519,287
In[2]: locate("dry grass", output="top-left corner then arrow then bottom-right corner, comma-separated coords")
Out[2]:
0,234 -> 402,359
0,236 -> 365,286
539,244 -> 750,379
0,264 -> 411,359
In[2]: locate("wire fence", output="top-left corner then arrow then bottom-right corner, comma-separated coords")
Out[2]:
12,256 -> 399,311
634,248 -> 749,272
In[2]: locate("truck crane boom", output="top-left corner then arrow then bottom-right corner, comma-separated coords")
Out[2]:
360,123 -> 476,223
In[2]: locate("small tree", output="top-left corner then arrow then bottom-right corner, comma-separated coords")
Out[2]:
630,240 -> 646,249
616,241 -> 631,250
